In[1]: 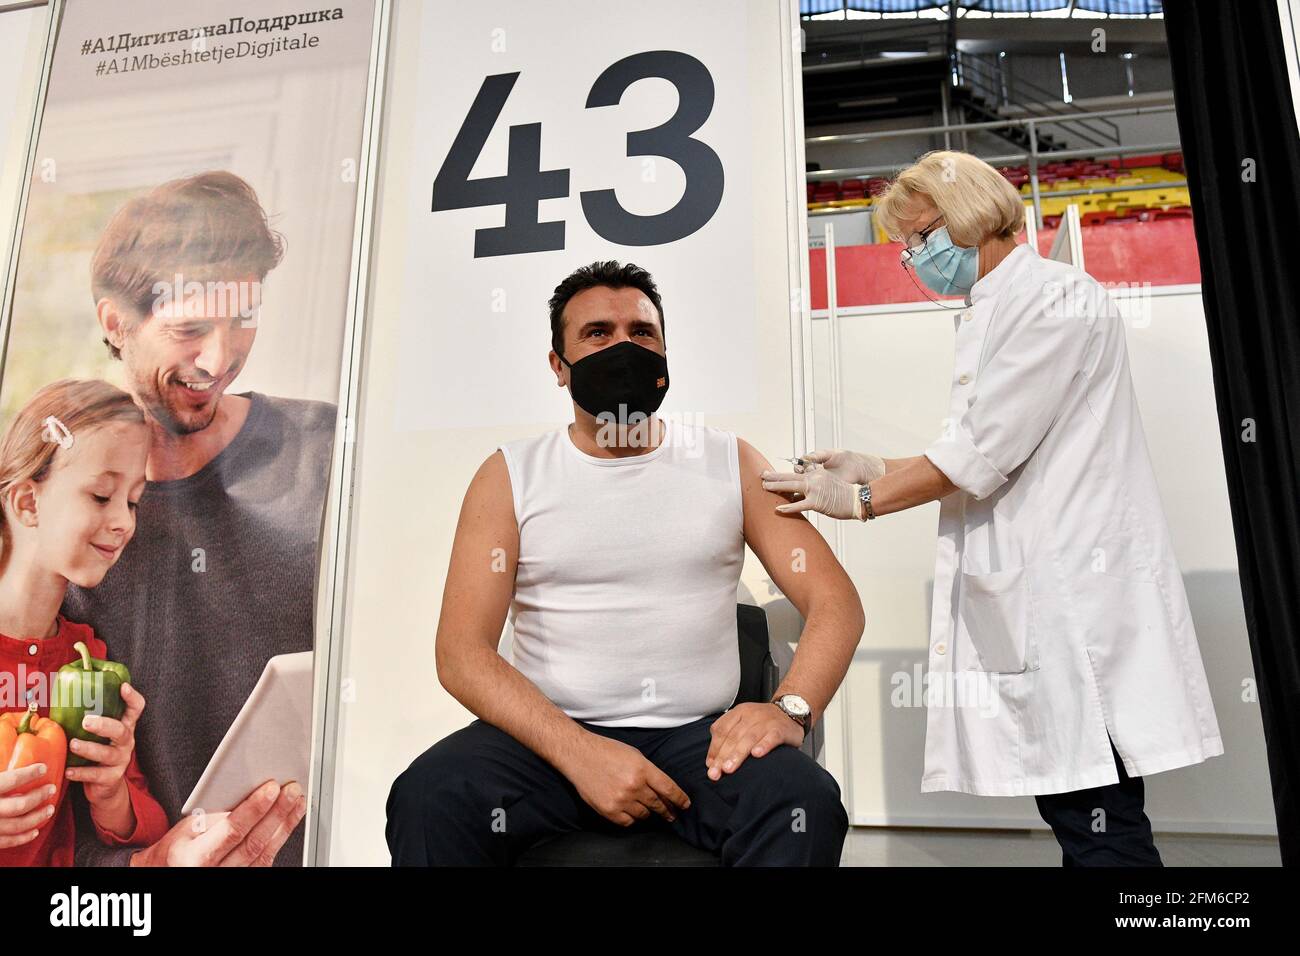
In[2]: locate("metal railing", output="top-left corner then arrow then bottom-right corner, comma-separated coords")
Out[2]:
955,50 -> 1122,149
805,104 -> 1179,228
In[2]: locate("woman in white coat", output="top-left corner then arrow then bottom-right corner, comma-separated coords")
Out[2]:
763,150 -> 1223,866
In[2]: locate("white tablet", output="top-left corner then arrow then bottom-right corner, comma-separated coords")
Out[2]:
181,651 -> 313,817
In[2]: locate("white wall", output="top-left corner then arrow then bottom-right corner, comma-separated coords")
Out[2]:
322,0 -> 813,866
809,288 -> 1275,834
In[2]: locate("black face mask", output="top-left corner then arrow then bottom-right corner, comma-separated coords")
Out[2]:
558,340 -> 670,420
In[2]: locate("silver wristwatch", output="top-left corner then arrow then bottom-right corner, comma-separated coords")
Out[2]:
857,482 -> 876,520
772,694 -> 811,739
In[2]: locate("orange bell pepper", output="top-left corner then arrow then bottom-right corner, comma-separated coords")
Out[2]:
0,702 -> 67,809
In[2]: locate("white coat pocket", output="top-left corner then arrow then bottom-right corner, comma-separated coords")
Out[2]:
958,566 -> 1038,674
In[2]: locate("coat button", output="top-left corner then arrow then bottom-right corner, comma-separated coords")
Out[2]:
27,643 -> 38,656
958,374 -> 971,385
934,642 -> 947,656
961,311 -> 973,322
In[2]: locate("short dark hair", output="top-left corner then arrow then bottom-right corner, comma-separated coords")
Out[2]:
548,260 -> 664,359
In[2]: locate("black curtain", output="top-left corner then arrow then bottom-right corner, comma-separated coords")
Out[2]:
1165,0 -> 1300,865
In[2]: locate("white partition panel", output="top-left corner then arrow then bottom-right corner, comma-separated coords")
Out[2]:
323,0 -> 813,865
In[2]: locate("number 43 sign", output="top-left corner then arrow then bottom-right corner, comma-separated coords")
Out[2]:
432,50 -> 725,258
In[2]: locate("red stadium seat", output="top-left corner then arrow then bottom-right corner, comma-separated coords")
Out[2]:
1120,153 -> 1166,169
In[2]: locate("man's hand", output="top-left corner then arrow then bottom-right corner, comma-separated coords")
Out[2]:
706,703 -> 804,781
562,734 -> 691,827
130,779 -> 306,867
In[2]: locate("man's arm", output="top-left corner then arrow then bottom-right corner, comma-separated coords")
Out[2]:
434,451 -> 690,825
704,438 -> 865,780
433,451 -> 590,771
738,438 -> 864,726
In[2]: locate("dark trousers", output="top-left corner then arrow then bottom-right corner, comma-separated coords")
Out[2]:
386,713 -> 849,866
1034,740 -> 1163,867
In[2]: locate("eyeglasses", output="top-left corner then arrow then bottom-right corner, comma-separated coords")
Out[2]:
900,214 -> 945,265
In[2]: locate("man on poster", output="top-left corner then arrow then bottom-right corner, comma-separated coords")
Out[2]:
63,170 -> 338,867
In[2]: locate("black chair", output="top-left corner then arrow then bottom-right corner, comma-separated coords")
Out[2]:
514,603 -> 780,867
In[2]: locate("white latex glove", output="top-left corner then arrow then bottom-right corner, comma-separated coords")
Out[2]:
796,448 -> 886,484
761,465 -> 860,520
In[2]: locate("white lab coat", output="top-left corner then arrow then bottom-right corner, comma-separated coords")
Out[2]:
920,243 -> 1223,796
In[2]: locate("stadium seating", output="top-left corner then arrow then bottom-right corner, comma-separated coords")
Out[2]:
808,152 -> 1191,231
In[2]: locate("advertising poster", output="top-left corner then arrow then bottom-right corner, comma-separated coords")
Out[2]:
0,0 -> 376,867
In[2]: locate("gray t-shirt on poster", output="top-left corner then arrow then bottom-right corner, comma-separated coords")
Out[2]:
62,391 -> 336,867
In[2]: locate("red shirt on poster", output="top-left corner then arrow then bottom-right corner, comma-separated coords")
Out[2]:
0,616 -> 168,867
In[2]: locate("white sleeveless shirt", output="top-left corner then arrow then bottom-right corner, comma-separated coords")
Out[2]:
498,419 -> 744,728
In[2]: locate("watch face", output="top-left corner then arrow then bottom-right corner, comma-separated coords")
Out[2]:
783,695 -> 811,717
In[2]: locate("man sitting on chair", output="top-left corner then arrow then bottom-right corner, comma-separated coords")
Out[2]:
385,261 -> 864,866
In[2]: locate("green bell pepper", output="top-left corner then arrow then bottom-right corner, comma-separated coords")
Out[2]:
49,641 -> 130,767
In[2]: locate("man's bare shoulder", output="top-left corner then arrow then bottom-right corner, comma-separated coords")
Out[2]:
735,436 -> 779,502
461,449 -> 514,521
735,435 -> 819,535
735,436 -> 770,471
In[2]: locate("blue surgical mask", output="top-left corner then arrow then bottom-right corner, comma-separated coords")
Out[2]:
908,226 -> 979,296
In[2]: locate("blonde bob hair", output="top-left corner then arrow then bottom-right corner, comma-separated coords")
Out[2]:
873,150 -> 1025,246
